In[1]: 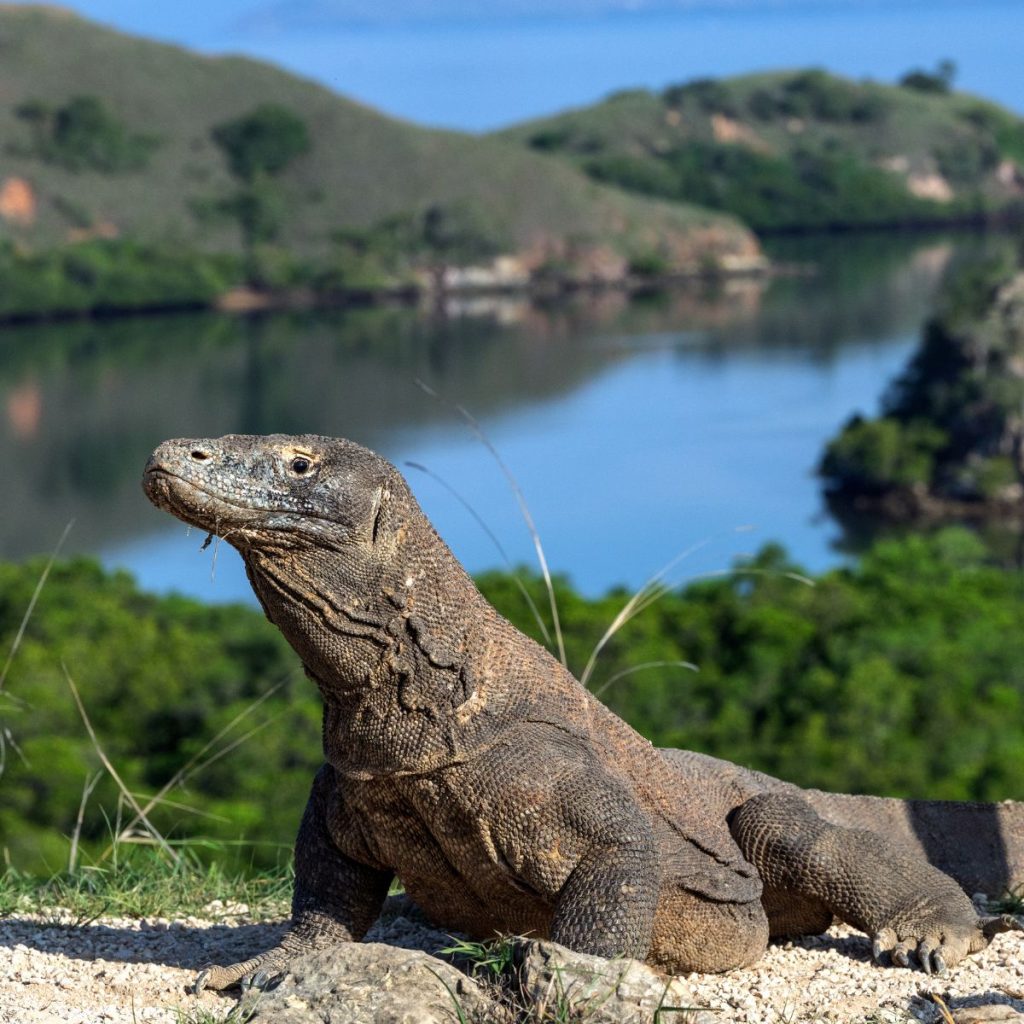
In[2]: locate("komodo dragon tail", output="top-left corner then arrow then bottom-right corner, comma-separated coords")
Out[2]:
802,789 -> 1024,897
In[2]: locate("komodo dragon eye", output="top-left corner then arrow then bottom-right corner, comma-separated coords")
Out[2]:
290,457 -> 311,475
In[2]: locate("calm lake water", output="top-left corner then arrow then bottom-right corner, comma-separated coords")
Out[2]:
0,231 -> 996,604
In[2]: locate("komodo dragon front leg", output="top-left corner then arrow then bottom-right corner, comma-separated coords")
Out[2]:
730,793 -> 1019,974
195,765 -> 392,992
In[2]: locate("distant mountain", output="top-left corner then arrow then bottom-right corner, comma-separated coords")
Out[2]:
237,0 -> 948,30
499,69 -> 1024,232
0,6 -> 757,281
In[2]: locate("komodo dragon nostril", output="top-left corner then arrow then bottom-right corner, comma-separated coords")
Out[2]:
191,449 -> 212,462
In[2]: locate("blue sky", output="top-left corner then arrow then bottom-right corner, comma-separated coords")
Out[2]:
9,1 -> 1023,129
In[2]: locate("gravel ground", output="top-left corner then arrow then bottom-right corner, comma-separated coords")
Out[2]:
1,907 -> 1022,1024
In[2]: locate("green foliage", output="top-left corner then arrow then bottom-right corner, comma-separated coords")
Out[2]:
0,849 -> 290,920
0,239 -> 240,319
439,936 -> 518,978
821,251 -> 1024,504
820,416 -> 947,494
900,60 -> 957,95
15,94 -> 160,173
585,140 -> 951,232
0,556 -> 311,873
627,247 -> 672,278
207,105 -> 311,267
318,203 -> 504,291
503,66 -> 1024,233
663,77 -> 740,117
211,105 -> 311,183
747,70 -> 887,124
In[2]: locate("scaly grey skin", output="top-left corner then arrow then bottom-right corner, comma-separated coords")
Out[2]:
141,434 -> 1022,990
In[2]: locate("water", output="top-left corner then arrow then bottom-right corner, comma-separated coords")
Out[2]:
0,231 -> 988,604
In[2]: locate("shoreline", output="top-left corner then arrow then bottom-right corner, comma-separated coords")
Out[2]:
0,256 -> 772,328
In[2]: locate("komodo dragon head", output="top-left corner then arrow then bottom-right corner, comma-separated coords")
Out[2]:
143,433 -> 414,562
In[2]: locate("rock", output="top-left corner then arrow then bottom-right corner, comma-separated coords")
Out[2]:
953,1005 -> 1024,1024
242,942 -> 508,1024
515,938 -> 718,1024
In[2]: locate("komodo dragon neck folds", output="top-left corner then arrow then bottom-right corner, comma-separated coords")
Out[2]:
143,434 -> 1023,989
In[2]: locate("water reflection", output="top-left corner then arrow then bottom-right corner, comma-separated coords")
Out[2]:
0,231 -> 992,600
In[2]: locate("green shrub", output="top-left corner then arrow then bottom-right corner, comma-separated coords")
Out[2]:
587,139 -> 945,232
820,416 -> 947,493
0,240 -> 239,318
16,95 -> 159,172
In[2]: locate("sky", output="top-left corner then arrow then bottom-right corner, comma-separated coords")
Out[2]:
8,1 -> 1023,129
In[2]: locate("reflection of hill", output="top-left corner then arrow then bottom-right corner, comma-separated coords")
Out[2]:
0,232 -> 963,561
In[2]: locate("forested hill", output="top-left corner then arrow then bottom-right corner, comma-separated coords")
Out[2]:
0,6 -> 756,280
499,68 -> 1024,232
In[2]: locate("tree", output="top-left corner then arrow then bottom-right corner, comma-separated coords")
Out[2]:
211,105 -> 311,183
900,59 -> 958,95
210,105 -> 311,272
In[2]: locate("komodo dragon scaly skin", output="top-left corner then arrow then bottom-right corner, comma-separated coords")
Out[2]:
142,434 -> 1023,989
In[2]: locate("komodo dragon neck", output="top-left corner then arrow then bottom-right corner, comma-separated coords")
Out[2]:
246,512 -> 530,777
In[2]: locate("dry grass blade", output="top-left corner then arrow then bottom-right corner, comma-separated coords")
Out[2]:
415,378 -> 567,667
694,567 -> 816,587
68,769 -> 102,873
930,994 -> 956,1024
62,663 -> 180,864
591,660 -> 699,700
405,460 -> 553,646
577,531 -> 726,690
0,722 -> 28,777
0,520 -> 74,693
100,677 -> 291,861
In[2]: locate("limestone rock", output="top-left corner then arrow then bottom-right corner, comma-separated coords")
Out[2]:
243,941 -> 507,1024
953,1004 -> 1024,1024
515,938 -> 718,1024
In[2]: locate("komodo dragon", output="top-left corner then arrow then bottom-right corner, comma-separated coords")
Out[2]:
142,433 -> 1024,989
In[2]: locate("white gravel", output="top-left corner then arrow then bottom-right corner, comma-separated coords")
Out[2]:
1,908 -> 1022,1023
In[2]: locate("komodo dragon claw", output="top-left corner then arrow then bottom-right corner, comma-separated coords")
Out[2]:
870,913 -> 1024,975
193,963 -> 283,994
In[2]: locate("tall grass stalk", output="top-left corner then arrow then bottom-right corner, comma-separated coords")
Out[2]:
416,378 -> 567,667
0,520 -> 74,777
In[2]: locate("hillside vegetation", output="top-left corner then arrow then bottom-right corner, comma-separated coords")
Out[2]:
0,5 -> 758,317
500,68 -> 1024,232
821,243 -> 1024,518
2,529 -> 1023,875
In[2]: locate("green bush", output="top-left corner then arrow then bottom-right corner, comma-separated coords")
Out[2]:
900,60 -> 957,95
16,95 -> 159,173
586,139 -> 948,232
211,104 -> 311,183
820,416 -> 947,493
747,71 -> 887,124
0,240 -> 239,318
662,78 -> 740,117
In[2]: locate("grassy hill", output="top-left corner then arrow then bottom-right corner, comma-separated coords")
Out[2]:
499,69 -> 1024,232
0,5 -> 758,298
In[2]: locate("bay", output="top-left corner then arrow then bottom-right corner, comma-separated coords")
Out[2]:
0,230 -> 989,603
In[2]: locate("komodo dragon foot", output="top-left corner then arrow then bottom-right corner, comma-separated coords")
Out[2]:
871,912 -> 1023,975
732,793 -> 1024,974
193,932 -> 315,993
